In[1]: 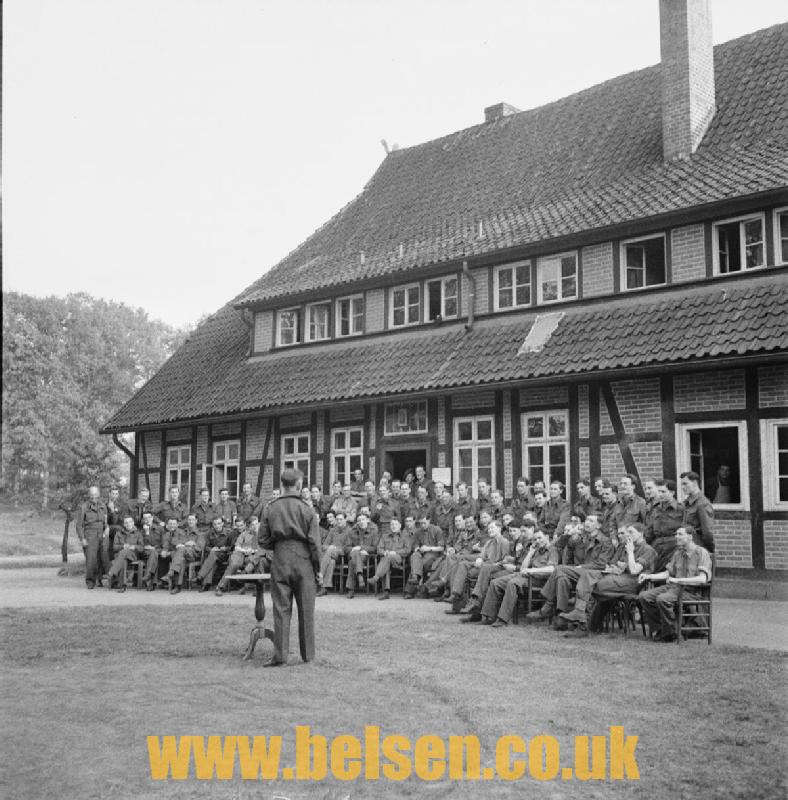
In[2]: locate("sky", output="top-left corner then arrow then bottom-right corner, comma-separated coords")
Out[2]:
4,0 -> 786,328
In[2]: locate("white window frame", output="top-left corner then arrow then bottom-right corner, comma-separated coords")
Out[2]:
331,426 -> 364,486
281,432 -> 311,486
335,294 -> 364,338
166,445 -> 191,501
384,401 -> 428,436
521,410 -> 570,488
620,233 -> 668,291
389,283 -> 421,328
494,260 -> 532,311
675,421 -> 750,511
761,419 -> 788,511
453,415 -> 496,491
712,212 -> 766,275
424,275 -> 459,322
537,252 -> 578,304
305,301 -> 331,342
276,307 -> 301,347
210,440 -> 241,503
774,207 -> 788,266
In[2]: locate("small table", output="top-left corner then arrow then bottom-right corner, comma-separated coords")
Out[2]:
222,573 -> 274,660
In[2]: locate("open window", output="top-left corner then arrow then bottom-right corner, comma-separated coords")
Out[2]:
277,308 -> 301,346
714,214 -> 765,274
425,276 -> 458,321
621,234 -> 666,290
537,253 -> 577,303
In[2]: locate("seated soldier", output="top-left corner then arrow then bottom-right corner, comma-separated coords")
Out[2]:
317,511 -> 353,596
197,517 -> 235,592
368,517 -> 412,600
638,525 -> 712,642
345,510 -> 379,598
162,512 -> 202,593
215,518 -> 258,596
486,526 -> 559,627
370,484 -> 399,534
525,514 -> 613,629
140,512 -> 167,591
454,481 -> 477,520
646,479 -> 684,571
563,522 -> 656,637
445,521 -> 509,614
404,513 -> 445,598
419,513 -> 465,598
432,490 -> 456,541
332,484 -> 359,523
106,515 -> 145,592
215,488 -> 238,527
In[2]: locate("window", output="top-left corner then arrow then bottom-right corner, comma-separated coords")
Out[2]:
385,401 -> 428,435
775,208 -> 788,265
209,440 -> 240,502
714,214 -> 765,274
390,284 -> 420,327
454,416 -> 496,491
277,308 -> 301,346
761,419 -> 788,510
522,410 -> 569,487
336,295 -> 364,337
537,253 -> 577,303
281,433 -> 310,486
331,427 -> 363,486
494,261 -> 532,310
305,302 -> 330,342
622,235 -> 666,289
425,276 -> 458,321
676,422 -> 749,509
167,446 -> 191,503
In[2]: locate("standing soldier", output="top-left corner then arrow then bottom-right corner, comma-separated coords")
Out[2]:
258,468 -> 322,667
156,486 -> 187,526
75,486 -> 108,589
191,487 -> 217,541
103,486 -> 124,574
236,482 -> 260,524
680,471 -> 716,553
124,486 -> 153,527
215,488 -> 237,527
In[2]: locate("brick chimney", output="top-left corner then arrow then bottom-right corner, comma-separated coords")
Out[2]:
659,0 -> 716,161
484,102 -> 520,123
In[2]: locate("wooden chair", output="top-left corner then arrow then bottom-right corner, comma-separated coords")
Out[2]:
120,558 -> 144,589
676,583 -> 712,644
512,576 -> 544,624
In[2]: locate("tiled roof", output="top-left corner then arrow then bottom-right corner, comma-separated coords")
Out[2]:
102,276 -> 788,431
235,24 -> 788,307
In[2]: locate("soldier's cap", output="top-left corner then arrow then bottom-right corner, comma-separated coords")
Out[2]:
199,487 -> 209,493
280,467 -> 303,485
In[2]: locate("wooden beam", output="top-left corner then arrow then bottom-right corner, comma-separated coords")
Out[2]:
746,367 -> 765,569
600,381 -> 641,490
588,382 -> 601,483
660,376 -> 676,481
568,384 -> 580,506
255,418 -> 274,498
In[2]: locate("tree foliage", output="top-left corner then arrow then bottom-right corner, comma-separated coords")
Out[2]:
2,292 -> 189,507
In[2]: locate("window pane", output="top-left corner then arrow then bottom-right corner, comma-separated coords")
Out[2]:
499,269 -> 512,289
528,466 -> 542,485
527,445 -> 544,466
334,431 -> 346,450
297,436 -> 309,453
561,274 -> 577,298
778,452 -> 788,475
181,447 -> 190,462
551,465 -> 567,485
477,420 -> 493,440
549,444 -> 566,466
694,426 -> 741,504
561,255 -> 576,277
477,462 -> 493,487
458,448 -> 473,469
527,417 -> 544,439
778,426 -> 788,449
780,213 -> 788,263
284,437 -> 294,455
457,421 -> 473,441
393,308 -> 405,326
393,289 -> 405,307
215,445 -> 225,462
169,450 -> 178,465
477,447 -> 492,468
349,429 -> 362,449
169,469 -> 178,485
548,414 -> 566,437
499,287 -> 513,308
515,284 -> 531,306
228,444 -> 239,460
542,280 -> 558,302
780,478 -> 788,502
350,455 -> 362,473
444,296 -> 458,317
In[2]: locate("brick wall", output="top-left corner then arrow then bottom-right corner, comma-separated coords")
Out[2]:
368,406 -> 376,451
244,465 -> 259,493
630,441 -> 664,483
504,448 -> 513,495
714,515 -> 752,568
611,378 -> 662,433
316,414 -> 325,454
144,431 -> 162,472
674,370 -> 746,412
366,288 -> 385,332
454,389 -> 496,410
758,365 -> 788,408
600,444 -> 625,479
581,242 -> 614,297
520,386 -> 569,408
331,406 -> 363,423
502,391 -> 512,440
367,455 -> 376,484
314,461 -> 324,490
246,419 -> 269,460
281,412 -> 311,429
472,267 -> 489,315
196,426 -> 209,464
212,421 -> 241,437
671,224 -> 706,283
438,451 -> 447,468
763,520 -> 788,570
166,427 -> 191,442
578,446 -> 590,481
253,311 -> 273,352
600,397 -> 614,435
578,384 -> 589,438
148,473 -> 161,503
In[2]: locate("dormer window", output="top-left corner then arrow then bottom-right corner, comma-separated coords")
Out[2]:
621,235 -> 667,290
306,302 -> 331,342
336,295 -> 364,337
537,253 -> 577,303
390,284 -> 420,328
494,261 -> 532,310
277,308 -> 301,346
426,276 -> 458,321
714,214 -> 765,273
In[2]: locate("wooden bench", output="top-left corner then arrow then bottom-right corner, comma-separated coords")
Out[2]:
222,573 -> 274,660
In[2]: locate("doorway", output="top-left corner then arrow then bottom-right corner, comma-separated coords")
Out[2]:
384,448 -> 428,482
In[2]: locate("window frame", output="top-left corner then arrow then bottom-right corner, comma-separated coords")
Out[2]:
276,307 -> 302,347
210,440 -> 241,503
761,418 -> 788,511
774,207 -> 788,266
536,251 -> 578,305
335,294 -> 365,338
304,301 -> 331,343
389,283 -> 421,329
493,260 -> 533,311
384,401 -> 429,436
712,212 -> 766,275
521,410 -> 570,488
453,415 -> 497,492
281,432 -> 311,487
424,275 -> 459,322
675,421 -> 750,511
620,233 -> 668,292
330,426 -> 364,486
166,445 -> 191,503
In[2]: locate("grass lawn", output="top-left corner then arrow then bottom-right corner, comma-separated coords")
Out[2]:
1,603 -> 786,800
0,502 -> 77,557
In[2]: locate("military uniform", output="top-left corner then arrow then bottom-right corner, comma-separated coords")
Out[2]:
371,529 -> 412,592
682,493 -> 716,552
216,529 -> 259,592
197,523 -> 236,588
141,519 -> 169,587
156,498 -> 187,525
573,494 -> 601,519
259,491 -> 322,664
371,496 -> 400,533
614,493 -> 647,529
215,498 -> 238,526
446,534 -> 509,608
509,491 -> 535,525
319,524 -> 352,589
191,498 -> 217,537
646,498 -> 684,570
539,497 -> 571,546
75,497 -> 108,587
164,523 -> 203,588
236,492 -> 261,524
106,526 -> 145,589
123,496 -> 153,527
405,522 -> 444,596
346,520 -> 380,593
